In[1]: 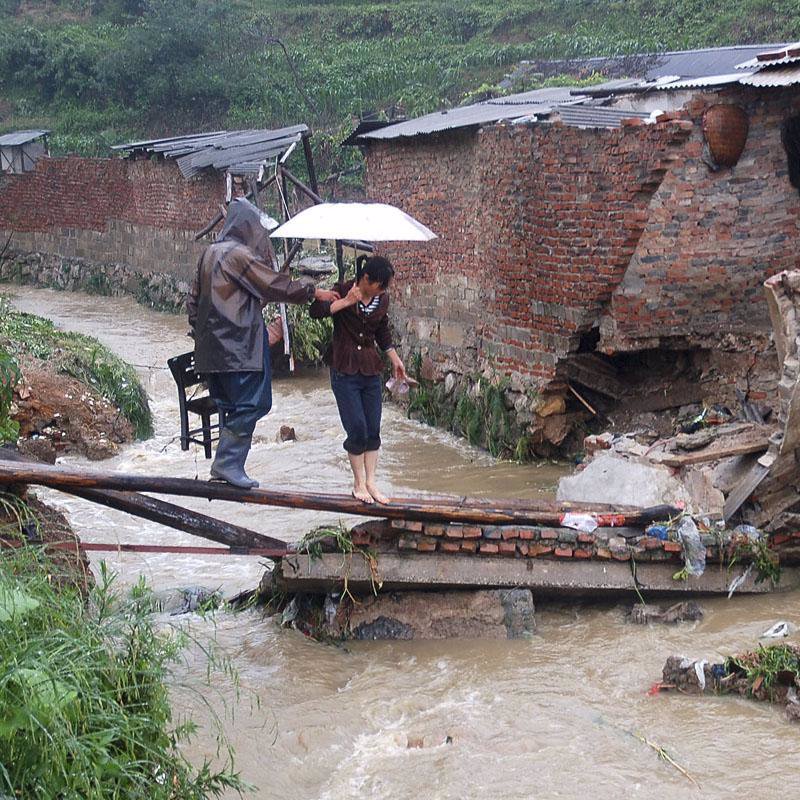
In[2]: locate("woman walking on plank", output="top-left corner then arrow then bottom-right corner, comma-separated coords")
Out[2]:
310,255 -> 407,504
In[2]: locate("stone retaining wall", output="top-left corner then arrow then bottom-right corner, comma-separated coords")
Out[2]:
0,155 -> 224,310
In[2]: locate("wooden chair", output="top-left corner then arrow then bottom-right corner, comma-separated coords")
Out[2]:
167,351 -> 220,459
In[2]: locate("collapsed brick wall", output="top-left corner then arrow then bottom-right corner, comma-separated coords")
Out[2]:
0,156 -> 224,282
365,86 -> 800,435
601,87 -> 800,366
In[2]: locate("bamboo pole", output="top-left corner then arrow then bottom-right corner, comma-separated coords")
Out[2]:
0,461 -> 677,528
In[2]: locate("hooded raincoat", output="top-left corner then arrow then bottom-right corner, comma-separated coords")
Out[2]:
187,198 -> 315,373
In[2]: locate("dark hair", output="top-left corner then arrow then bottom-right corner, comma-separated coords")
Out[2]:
356,255 -> 395,289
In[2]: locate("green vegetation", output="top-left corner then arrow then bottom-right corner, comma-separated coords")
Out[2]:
407,355 -> 533,459
2,0 -> 798,180
297,523 -> 382,597
0,543 -> 245,798
0,296 -> 153,439
726,644 -> 800,699
282,301 -> 333,365
0,346 -> 20,444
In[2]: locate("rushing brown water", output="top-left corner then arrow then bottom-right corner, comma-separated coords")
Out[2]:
7,286 -> 800,799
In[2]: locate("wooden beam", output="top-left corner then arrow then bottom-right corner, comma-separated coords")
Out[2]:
192,175 -> 278,241
0,460 -> 677,528
65,487 -> 287,553
1,539 -> 286,558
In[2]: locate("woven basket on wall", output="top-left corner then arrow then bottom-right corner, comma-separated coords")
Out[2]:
702,104 -> 749,167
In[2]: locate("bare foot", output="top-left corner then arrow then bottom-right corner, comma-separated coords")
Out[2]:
352,486 -> 374,504
365,484 -> 389,504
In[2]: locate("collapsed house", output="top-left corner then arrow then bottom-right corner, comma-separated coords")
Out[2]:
354,42 -> 800,455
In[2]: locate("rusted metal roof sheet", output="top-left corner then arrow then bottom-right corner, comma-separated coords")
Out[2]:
114,126 -> 308,178
740,65 -> 800,87
0,129 -> 49,147
548,105 -> 652,129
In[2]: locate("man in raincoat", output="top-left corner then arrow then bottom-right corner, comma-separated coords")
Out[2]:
187,198 -> 338,488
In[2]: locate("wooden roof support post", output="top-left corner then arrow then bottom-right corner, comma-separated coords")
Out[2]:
301,132 -> 319,197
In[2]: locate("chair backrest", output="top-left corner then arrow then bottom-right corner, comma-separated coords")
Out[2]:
167,351 -> 204,393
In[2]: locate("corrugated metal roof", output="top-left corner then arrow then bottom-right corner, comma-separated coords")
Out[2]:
357,42 -> 800,144
114,126 -> 308,178
740,65 -> 800,87
361,87 -> 586,140
653,72 -> 754,89
0,129 -> 49,147
549,105 -> 652,128
642,43 -> 790,79
736,42 -> 800,68
359,102 -> 551,140
484,87 -> 580,106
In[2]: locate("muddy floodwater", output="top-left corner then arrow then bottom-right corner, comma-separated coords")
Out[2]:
7,285 -> 800,799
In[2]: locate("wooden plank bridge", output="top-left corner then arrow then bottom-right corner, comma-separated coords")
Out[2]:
0,452 -> 676,560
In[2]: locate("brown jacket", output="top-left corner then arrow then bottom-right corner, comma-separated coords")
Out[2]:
188,199 -> 314,373
309,279 -> 393,375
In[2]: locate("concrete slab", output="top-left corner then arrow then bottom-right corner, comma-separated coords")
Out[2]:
557,452 -> 692,509
276,552 -> 800,596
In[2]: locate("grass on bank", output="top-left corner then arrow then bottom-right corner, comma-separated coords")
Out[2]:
0,295 -> 153,439
0,543 -> 246,799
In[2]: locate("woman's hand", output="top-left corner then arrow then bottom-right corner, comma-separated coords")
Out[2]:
329,284 -> 363,315
314,287 -> 341,303
344,284 -> 363,306
388,350 -> 407,381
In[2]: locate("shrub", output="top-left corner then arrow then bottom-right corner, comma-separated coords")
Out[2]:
0,547 -> 245,798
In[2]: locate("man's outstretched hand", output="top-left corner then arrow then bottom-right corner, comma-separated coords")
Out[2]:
314,288 -> 341,303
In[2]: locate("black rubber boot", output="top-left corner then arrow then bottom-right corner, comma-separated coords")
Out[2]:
210,429 -> 259,489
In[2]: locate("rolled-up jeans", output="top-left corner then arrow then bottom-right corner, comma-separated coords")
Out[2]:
330,369 -> 382,454
206,328 -> 272,437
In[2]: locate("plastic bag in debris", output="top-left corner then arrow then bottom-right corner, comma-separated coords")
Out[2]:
693,659 -> 709,690
560,513 -> 599,533
324,594 -> 338,626
733,524 -> 762,542
646,524 -> 669,541
727,563 -> 753,598
761,620 -> 792,639
280,596 -> 299,627
677,516 -> 706,577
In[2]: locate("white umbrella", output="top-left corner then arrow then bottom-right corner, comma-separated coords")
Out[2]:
270,202 -> 436,242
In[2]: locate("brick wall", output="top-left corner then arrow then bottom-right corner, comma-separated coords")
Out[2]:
0,156 -> 224,281
366,116 -> 691,387
365,86 -> 800,425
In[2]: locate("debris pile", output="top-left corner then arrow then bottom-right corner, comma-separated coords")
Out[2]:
660,644 -> 800,722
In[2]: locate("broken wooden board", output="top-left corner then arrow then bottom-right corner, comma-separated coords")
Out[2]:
564,353 -> 624,400
656,437 -> 770,467
723,460 -> 771,521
